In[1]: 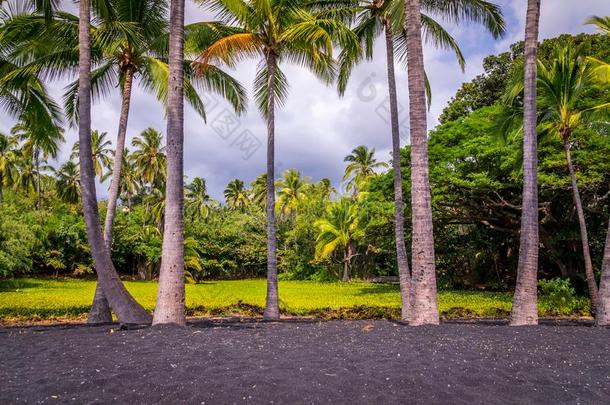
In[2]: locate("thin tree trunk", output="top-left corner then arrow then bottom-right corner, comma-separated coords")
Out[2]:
404,0 -> 439,325
595,220 -> 610,325
384,19 -> 411,321
0,173 -> 3,205
510,0 -> 540,326
342,243 -> 352,282
77,0 -> 150,324
88,68 -> 136,324
153,0 -> 186,326
35,149 -> 41,210
263,51 -> 280,321
564,139 -> 598,311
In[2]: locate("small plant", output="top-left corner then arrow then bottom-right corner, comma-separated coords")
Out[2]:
538,278 -> 588,316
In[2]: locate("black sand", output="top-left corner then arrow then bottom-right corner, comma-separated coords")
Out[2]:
1,319 -> 609,404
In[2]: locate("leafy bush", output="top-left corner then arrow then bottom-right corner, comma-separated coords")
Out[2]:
538,278 -> 590,316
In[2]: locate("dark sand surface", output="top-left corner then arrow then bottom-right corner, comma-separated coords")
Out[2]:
1,319 -> 609,404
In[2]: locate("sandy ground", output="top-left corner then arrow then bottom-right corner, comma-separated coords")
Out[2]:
0,319 -> 609,404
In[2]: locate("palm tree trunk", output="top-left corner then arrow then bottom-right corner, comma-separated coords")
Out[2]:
153,0 -> 186,326
263,51 -> 280,321
510,0 -> 540,326
384,19 -> 411,321
404,0 -> 439,325
77,0 -> 150,325
88,68 -> 136,324
596,220 -> 610,325
0,173 -> 3,205
35,148 -> 41,210
564,139 -> 598,311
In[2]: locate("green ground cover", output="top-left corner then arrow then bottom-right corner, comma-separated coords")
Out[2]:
0,278 -> 589,324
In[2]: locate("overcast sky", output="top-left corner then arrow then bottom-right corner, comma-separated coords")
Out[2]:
1,0 -> 608,200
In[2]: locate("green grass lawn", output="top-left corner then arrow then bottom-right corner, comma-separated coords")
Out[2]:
0,278 -> 585,324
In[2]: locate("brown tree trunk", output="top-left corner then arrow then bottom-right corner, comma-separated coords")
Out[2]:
35,149 -> 41,210
596,220 -> 610,325
77,0 -> 150,324
153,0 -> 186,326
564,139 -> 598,311
404,0 -> 439,326
384,19 -> 411,321
510,0 -> 540,326
263,51 -> 280,321
88,68 -> 135,324
342,242 -> 354,282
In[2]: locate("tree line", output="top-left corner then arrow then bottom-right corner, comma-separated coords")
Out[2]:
1,0 -> 609,326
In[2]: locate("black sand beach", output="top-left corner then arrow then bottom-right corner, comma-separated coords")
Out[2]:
1,319 -> 609,404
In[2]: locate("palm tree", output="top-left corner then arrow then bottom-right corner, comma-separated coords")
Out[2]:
54,160 -> 80,205
343,145 -> 387,195
250,173 -> 267,207
323,0 -> 504,321
194,0 -> 360,320
276,169 -> 309,217
314,198 -> 364,282
404,0 -> 438,325
71,130 -> 113,179
586,16 -> 610,81
224,179 -> 249,211
131,128 -> 167,189
510,0 -> 540,326
118,150 -> 140,209
11,122 -> 64,210
77,0 -> 151,325
153,0 -> 187,325
185,177 -> 212,221
0,132 -> 19,205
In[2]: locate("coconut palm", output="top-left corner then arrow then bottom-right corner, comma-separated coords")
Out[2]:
504,46 -> 610,312
131,127 -> 167,188
343,145 -> 387,195
224,179 -> 249,211
77,0 -> 151,325
510,0 -> 540,326
314,178 -> 335,201
0,132 -> 19,204
10,122 -> 64,209
193,0 -> 360,320
54,160 -> 80,205
185,177 -> 212,221
71,130 -> 113,179
586,16 -> 610,81
117,150 -> 140,209
318,0 -> 504,320
314,198 -> 364,282
250,173 -> 267,207
276,169 -> 309,217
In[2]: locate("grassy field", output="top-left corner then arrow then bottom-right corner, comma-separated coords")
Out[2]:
0,278 -> 586,324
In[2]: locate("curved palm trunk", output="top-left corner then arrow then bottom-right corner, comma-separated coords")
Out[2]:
510,0 -> 540,326
342,242 -> 353,282
384,19 -> 411,321
77,0 -> 150,325
596,220 -> 610,325
564,139 -> 598,311
153,0 -> 186,326
404,0 -> 439,325
88,68 -> 136,324
263,51 -> 280,321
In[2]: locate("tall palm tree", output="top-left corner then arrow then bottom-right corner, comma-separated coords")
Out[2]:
153,0 -> 187,325
77,0 -> 151,325
224,178 -> 250,211
194,0 -> 359,320
54,160 -> 80,205
323,0 -> 504,321
343,145 -> 388,195
276,169 -> 309,217
0,132 -> 18,205
71,130 -> 113,179
11,121 -> 64,209
314,198 -> 364,282
185,177 -> 212,221
404,0 -> 438,325
118,149 -> 140,209
510,0 -> 540,326
131,128 -> 167,188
